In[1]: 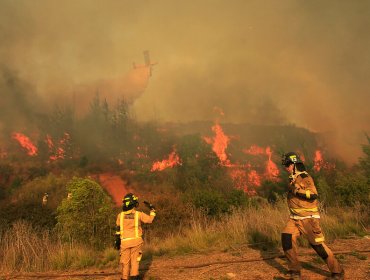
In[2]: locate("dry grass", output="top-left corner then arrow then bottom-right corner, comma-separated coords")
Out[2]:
0,221 -> 118,274
0,221 -> 52,272
145,200 -> 368,255
0,201 -> 367,273
144,201 -> 288,255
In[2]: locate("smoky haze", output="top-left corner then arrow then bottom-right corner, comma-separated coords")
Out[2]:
0,0 -> 369,163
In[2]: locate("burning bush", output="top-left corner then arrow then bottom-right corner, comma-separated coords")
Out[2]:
174,134 -> 229,191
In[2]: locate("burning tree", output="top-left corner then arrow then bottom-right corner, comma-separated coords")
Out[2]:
202,121 -> 282,194
12,132 -> 38,156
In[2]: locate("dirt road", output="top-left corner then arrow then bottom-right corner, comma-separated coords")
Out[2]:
3,237 -> 369,280
142,237 -> 369,280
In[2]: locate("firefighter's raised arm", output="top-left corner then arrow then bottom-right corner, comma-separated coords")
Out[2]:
141,200 -> 156,223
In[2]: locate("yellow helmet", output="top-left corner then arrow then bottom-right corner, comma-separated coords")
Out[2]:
282,152 -> 302,167
122,193 -> 139,211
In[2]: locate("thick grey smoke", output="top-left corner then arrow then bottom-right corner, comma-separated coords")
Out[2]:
0,0 -> 369,163
0,67 -> 45,134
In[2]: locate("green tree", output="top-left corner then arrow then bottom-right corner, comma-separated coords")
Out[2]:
334,171 -> 369,206
56,177 -> 115,248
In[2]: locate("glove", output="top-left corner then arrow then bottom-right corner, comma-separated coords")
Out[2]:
114,235 -> 121,250
144,201 -> 155,211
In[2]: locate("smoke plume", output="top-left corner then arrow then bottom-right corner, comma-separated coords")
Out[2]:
0,0 -> 369,163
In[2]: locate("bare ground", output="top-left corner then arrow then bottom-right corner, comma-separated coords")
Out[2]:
94,173 -> 131,207
2,237 -> 369,280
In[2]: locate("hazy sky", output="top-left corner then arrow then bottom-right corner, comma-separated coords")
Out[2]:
1,0 -> 369,162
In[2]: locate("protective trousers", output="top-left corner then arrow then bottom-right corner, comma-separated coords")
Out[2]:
120,243 -> 143,279
281,218 -> 342,273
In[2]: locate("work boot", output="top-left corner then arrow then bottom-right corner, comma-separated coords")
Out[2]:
287,270 -> 302,280
327,270 -> 345,280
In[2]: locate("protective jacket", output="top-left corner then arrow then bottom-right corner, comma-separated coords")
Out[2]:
287,171 -> 319,218
282,170 -> 343,275
115,209 -> 156,248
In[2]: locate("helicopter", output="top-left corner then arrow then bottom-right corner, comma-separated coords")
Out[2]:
133,50 -> 157,77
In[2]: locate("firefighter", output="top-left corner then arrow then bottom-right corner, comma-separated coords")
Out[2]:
281,152 -> 344,280
114,193 -> 156,280
42,192 -> 49,206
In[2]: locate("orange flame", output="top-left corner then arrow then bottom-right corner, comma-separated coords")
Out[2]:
151,150 -> 181,171
297,151 -> 306,163
46,133 -> 70,161
243,145 -> 266,155
229,167 -> 261,194
203,123 -> 230,165
243,145 -> 280,181
313,150 -> 324,172
230,168 -> 248,191
265,147 -> 280,180
203,122 -> 282,193
248,170 -> 261,187
12,132 -> 38,156
46,135 -> 54,150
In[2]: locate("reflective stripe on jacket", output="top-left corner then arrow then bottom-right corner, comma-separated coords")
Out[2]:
120,210 -> 139,240
287,172 -> 320,217
115,209 -> 155,240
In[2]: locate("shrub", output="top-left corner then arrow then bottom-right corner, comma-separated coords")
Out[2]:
226,189 -> 249,209
0,173 -> 72,233
0,164 -> 14,186
257,180 -> 287,203
140,188 -> 191,241
315,176 -> 334,206
55,177 -> 115,249
334,171 -> 369,206
10,173 -> 69,209
175,134 -> 229,191
26,166 -> 48,180
187,188 -> 230,216
0,202 -> 56,232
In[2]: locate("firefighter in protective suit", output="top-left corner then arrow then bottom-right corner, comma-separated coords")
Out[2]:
281,153 -> 344,280
115,193 -> 156,280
